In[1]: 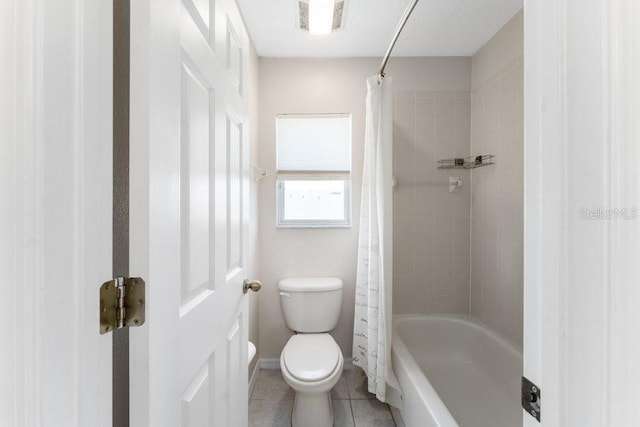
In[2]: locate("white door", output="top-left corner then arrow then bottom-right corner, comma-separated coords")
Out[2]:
0,0 -> 113,425
524,1 -> 640,426
129,0 -> 251,424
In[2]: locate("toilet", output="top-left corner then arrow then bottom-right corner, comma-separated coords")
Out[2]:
279,277 -> 344,427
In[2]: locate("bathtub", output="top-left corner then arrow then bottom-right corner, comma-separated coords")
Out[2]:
391,315 -> 522,427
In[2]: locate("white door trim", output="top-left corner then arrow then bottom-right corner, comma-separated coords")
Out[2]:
523,2 -> 563,425
524,1 -> 640,425
0,0 -> 113,425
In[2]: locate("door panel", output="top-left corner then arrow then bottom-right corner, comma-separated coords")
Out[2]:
226,111 -> 244,276
1,0 -> 113,425
184,0 -> 214,44
225,19 -> 243,94
225,317 -> 243,427
131,0 -> 249,424
180,360 -> 214,426
180,61 -> 213,304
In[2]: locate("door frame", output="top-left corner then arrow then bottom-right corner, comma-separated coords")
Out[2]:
524,1 -> 640,425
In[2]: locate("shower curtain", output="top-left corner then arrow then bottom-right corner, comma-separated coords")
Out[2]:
352,75 -> 401,407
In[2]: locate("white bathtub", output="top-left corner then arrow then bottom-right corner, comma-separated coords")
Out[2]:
392,315 -> 523,427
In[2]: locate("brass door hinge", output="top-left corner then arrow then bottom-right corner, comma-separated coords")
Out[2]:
100,277 -> 145,334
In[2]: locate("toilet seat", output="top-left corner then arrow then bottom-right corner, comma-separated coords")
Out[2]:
282,334 -> 340,382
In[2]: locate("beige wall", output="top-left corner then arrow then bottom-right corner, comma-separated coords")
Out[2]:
392,90 -> 471,314
257,57 -> 471,360
247,42 -> 260,374
470,9 -> 524,347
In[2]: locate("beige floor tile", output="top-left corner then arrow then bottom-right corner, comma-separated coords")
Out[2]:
333,399 -> 355,427
249,369 -> 394,427
251,369 -> 294,401
331,372 -> 349,400
351,399 -> 395,427
248,398 -> 293,427
345,369 -> 376,400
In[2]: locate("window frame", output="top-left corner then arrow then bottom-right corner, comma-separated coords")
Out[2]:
276,173 -> 352,228
275,113 -> 352,228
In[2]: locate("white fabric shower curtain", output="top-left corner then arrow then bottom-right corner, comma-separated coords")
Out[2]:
352,75 -> 401,407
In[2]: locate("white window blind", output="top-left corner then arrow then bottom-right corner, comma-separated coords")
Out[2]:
276,114 -> 351,172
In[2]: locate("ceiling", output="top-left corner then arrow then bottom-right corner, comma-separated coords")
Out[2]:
236,0 -> 523,58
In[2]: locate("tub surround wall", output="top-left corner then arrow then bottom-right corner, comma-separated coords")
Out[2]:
471,10 -> 524,91
392,90 -> 472,315
470,10 -> 524,347
257,57 -> 471,361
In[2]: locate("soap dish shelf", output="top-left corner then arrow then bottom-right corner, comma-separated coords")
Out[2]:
437,155 -> 495,170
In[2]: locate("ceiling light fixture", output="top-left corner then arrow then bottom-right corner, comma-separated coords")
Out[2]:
309,0 -> 335,35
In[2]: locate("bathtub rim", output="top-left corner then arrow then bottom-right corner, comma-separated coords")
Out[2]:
393,313 -> 523,356
391,314 -> 523,427
391,316 -> 458,426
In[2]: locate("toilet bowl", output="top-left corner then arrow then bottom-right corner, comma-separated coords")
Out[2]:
280,334 -> 344,427
278,277 -> 344,427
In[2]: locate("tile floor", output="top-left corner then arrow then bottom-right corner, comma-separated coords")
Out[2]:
249,368 -> 400,427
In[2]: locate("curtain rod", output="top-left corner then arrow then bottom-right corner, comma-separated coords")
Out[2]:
378,0 -> 420,78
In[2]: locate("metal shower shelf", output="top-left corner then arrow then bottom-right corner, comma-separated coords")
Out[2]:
437,155 -> 495,170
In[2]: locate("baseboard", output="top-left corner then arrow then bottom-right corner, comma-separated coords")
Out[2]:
259,358 -> 280,370
343,357 -> 356,370
248,359 -> 260,400
259,357 -> 357,370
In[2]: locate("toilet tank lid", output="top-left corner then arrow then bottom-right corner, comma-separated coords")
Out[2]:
278,277 -> 343,292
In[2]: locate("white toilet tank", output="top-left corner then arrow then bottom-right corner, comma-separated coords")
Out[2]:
278,277 -> 343,333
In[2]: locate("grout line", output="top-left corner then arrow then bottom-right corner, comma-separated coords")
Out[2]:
348,397 -> 356,426
389,404 -> 397,427
344,371 -> 352,400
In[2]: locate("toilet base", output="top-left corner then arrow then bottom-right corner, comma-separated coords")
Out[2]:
292,392 -> 333,427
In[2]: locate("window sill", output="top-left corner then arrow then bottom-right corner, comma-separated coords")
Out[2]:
276,223 -> 352,229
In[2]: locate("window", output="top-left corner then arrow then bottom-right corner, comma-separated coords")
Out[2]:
276,114 -> 352,227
